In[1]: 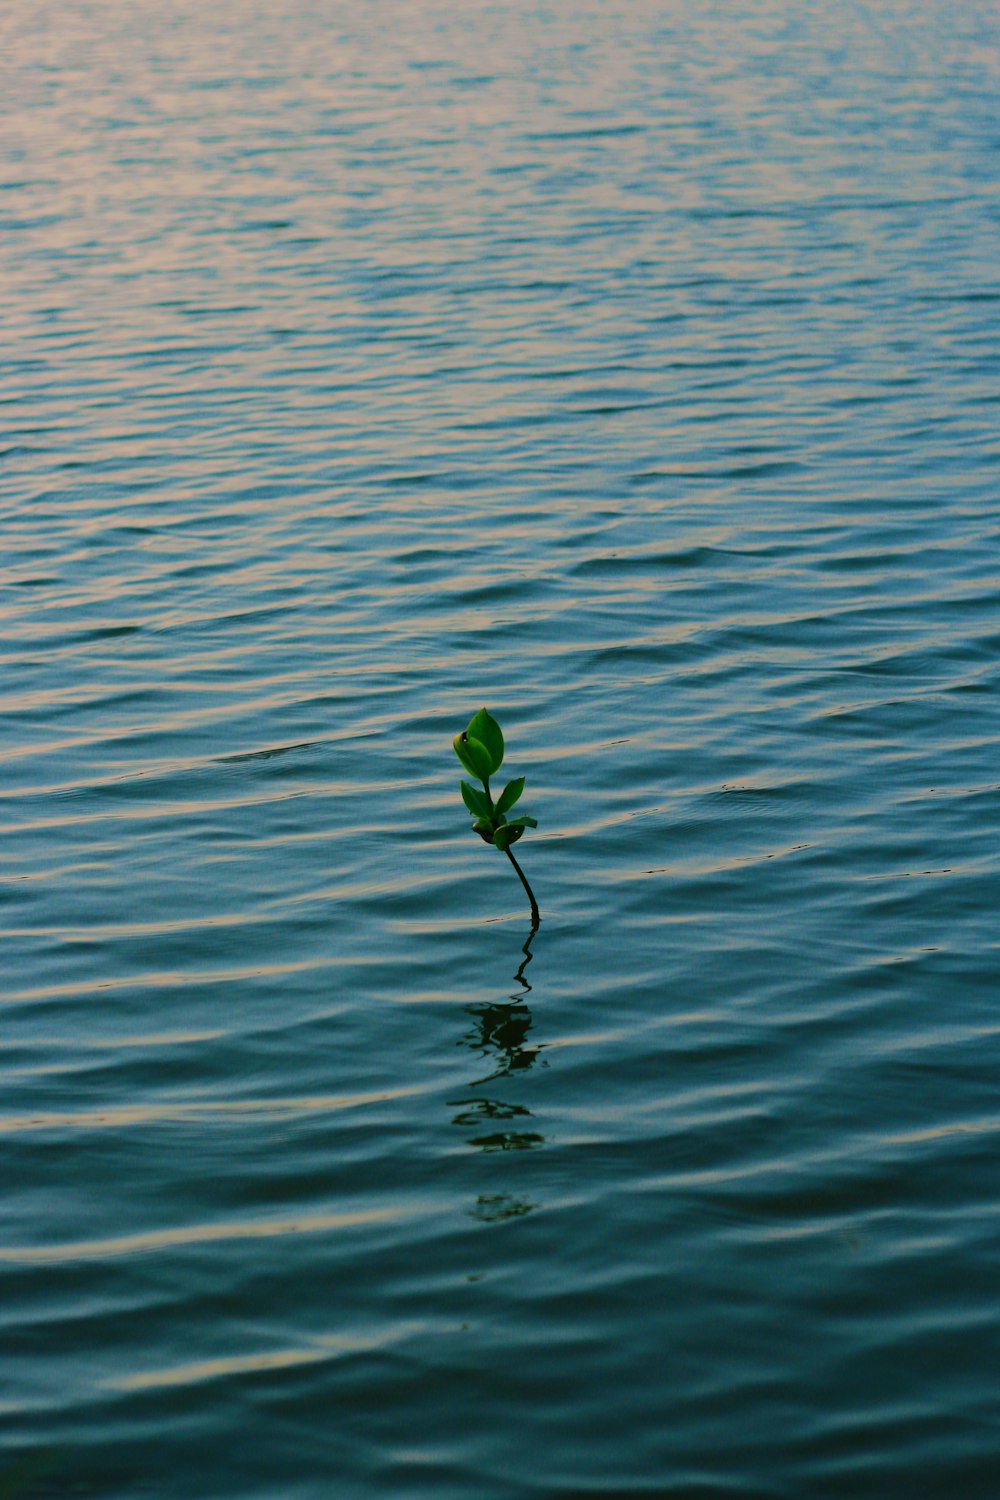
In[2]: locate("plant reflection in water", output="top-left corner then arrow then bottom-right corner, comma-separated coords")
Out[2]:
451,919 -> 545,1223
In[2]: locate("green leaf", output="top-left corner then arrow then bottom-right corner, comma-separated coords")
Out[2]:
460,780 -> 491,819
495,776 -> 525,815
452,732 -> 477,776
472,818 -> 495,843
504,814 -> 537,829
494,823 -> 523,850
453,732 -> 493,781
466,708 -> 504,774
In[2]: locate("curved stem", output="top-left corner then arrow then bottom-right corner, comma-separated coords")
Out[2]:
504,846 -> 540,926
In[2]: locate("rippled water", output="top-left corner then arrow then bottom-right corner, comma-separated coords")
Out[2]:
4,0 -> 1000,1494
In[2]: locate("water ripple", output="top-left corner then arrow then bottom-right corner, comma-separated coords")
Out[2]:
3,0 -> 1000,1494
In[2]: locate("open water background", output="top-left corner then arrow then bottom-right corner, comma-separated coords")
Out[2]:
3,0 -> 1000,1494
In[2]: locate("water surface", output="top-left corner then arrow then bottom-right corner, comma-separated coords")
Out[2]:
3,0 -> 1000,1495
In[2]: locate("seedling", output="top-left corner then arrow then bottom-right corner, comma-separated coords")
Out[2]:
453,708 -> 539,924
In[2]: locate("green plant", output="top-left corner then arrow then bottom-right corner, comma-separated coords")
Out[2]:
453,708 -> 539,924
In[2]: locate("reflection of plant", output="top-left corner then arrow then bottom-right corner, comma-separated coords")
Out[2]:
456,1099 -> 544,1151
470,1193 -> 537,1223
453,708 -> 539,923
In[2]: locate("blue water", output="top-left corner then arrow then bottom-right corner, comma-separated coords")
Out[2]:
3,0 -> 1000,1494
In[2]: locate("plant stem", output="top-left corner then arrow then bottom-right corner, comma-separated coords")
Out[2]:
504,846 -> 540,926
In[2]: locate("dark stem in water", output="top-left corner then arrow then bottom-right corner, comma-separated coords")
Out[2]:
504,846 -> 540,926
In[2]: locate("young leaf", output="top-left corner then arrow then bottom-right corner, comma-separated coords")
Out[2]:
504,814 -> 538,829
453,732 -> 476,775
496,776 -> 525,815
494,823 -> 524,851
460,780 -> 491,819
453,732 -> 493,781
472,818 -> 495,843
466,708 -> 504,774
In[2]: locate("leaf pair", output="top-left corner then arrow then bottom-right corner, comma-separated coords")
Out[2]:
459,759 -> 527,825
466,772 -> 525,830
453,707 -> 504,782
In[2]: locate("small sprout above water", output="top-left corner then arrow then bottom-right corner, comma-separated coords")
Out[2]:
453,708 -> 539,924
